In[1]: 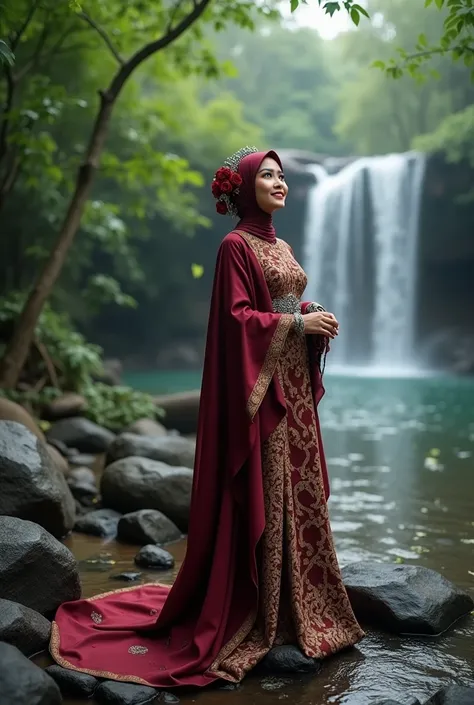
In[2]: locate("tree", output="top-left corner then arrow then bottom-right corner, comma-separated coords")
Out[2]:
0,0 -> 272,389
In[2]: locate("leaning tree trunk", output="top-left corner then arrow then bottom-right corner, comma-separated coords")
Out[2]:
0,0 -> 211,389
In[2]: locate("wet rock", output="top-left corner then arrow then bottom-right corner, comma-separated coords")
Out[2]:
342,562 -> 474,635
107,433 -> 195,469
0,516 -> 81,615
0,421 -> 75,538
259,645 -> 322,675
45,664 -> 99,698
374,699 -> 421,705
68,466 -> 97,485
135,544 -> 175,570
95,680 -> 158,704
0,397 -> 45,441
101,457 -> 192,531
47,437 -> 69,457
42,393 -> 87,420
67,480 -> 99,505
424,685 -> 474,704
46,443 -> 69,474
0,642 -> 61,705
110,572 -> 142,582
118,509 -> 181,546
153,391 -> 200,435
75,508 -> 121,537
68,452 -> 97,468
47,416 -> 115,453
0,599 -> 51,655
125,418 -> 168,437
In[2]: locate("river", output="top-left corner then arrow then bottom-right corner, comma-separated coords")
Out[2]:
47,372 -> 474,704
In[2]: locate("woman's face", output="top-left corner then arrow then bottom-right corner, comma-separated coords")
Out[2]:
255,157 -> 288,214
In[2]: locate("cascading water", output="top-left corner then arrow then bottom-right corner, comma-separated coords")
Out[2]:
303,152 -> 426,371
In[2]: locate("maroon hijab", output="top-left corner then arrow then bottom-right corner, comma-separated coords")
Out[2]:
235,150 -> 282,243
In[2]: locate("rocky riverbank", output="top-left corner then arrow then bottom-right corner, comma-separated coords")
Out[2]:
0,396 -> 473,705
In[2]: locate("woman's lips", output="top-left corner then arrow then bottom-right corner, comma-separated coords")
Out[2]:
272,192 -> 285,199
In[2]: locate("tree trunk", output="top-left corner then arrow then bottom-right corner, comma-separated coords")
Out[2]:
0,93 -> 114,388
0,0 -> 211,389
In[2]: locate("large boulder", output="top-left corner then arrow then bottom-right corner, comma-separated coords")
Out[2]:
0,397 -> 45,441
101,457 -> 192,531
45,665 -> 99,699
47,416 -> 115,453
94,680 -> 161,705
0,420 -> 75,538
0,516 -> 81,615
342,562 -> 474,635
0,599 -> 51,656
107,433 -> 195,469
0,642 -> 61,705
117,509 -> 181,546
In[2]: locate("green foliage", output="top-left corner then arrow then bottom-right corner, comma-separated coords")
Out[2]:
0,39 -> 14,65
82,382 -> 161,431
0,293 -> 160,429
290,0 -> 369,25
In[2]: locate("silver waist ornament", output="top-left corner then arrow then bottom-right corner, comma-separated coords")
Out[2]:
272,295 -> 326,336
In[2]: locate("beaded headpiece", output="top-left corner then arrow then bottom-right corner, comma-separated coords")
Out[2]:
211,146 -> 259,217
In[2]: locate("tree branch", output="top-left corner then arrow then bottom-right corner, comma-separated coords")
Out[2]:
0,65 -> 15,164
10,0 -> 42,52
79,10 -> 125,65
108,0 -> 212,98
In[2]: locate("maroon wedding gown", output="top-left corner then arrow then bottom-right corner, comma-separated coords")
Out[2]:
50,161 -> 364,688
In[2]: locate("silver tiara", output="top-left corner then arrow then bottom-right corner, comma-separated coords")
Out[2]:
223,145 -> 259,172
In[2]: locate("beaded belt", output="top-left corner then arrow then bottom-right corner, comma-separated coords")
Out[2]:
272,293 -> 300,314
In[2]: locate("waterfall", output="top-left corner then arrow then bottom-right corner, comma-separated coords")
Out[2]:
303,152 -> 426,370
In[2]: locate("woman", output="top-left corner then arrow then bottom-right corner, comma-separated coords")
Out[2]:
50,148 -> 364,688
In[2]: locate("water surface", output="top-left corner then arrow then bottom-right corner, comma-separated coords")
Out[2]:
52,373 -> 474,704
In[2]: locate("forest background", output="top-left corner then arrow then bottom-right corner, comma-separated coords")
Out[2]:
0,0 -> 472,428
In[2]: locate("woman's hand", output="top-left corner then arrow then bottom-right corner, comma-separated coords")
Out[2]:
302,311 -> 339,338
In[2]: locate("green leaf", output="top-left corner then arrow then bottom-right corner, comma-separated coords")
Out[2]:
425,0 -> 433,5
418,32 -> 428,47
191,263 -> 204,279
435,0 -> 444,7
323,2 -> 340,18
290,0 -> 299,11
0,40 -> 14,66
350,7 -> 360,25
371,60 -> 386,69
352,4 -> 370,18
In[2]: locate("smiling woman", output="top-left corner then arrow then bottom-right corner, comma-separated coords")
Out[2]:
50,147 -> 363,689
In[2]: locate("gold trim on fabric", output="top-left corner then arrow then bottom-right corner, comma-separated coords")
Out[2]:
207,608 -> 257,680
236,230 -> 293,421
247,314 -> 292,421
49,582 -> 171,686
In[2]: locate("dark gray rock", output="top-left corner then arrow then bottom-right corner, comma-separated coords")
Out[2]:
0,599 -> 51,656
45,664 -> 99,698
107,433 -> 195,469
0,420 -> 75,538
373,699 -> 420,705
0,516 -> 81,615
259,645 -> 322,675
118,509 -> 181,546
125,418 -> 167,437
102,457 -> 192,532
424,685 -> 474,705
68,466 -> 96,485
0,642 -> 61,705
67,480 -> 99,504
47,416 -> 115,453
342,562 -> 474,635
135,544 -> 175,570
69,452 -> 97,468
94,680 -> 158,705
42,393 -> 87,420
47,437 -> 69,457
110,572 -> 142,582
75,508 -> 122,537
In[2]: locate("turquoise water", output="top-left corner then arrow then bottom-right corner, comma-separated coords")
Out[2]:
71,369 -> 474,704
